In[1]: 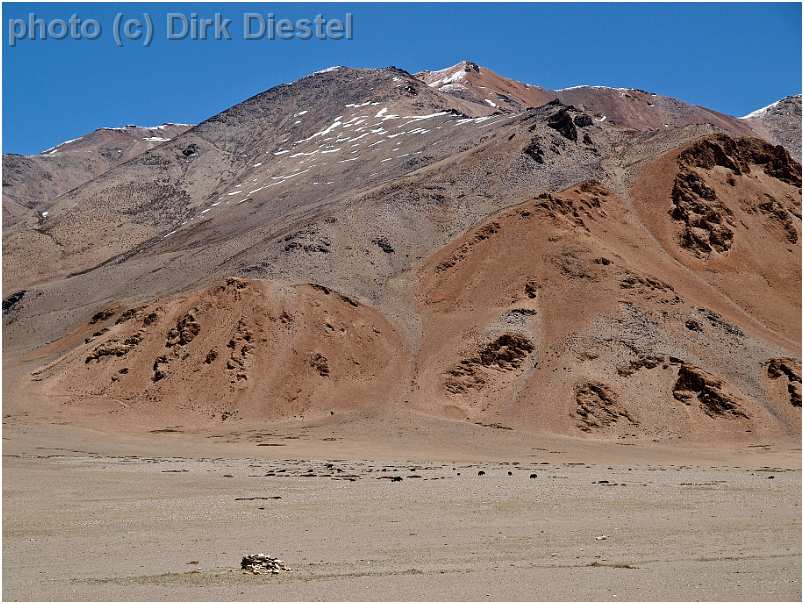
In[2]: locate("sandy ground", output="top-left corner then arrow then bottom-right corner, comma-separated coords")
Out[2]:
2,420 -> 800,601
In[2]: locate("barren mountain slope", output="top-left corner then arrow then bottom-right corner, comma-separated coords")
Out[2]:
3,64 -> 801,446
416,60 -> 555,113
555,86 -> 756,136
413,62 -> 767,141
3,67 -> 492,289
414,143 -> 800,443
740,94 -> 802,161
2,96 -> 636,355
630,134 -> 801,343
31,278 -> 407,428
2,124 -> 191,228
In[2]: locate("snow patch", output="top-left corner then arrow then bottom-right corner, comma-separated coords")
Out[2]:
401,111 -> 448,122
424,63 -> 470,87
272,168 -> 310,180
41,136 -> 84,154
375,107 -> 400,120
740,99 -> 783,119
558,85 -> 634,92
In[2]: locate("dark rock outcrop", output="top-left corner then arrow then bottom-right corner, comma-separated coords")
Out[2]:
670,169 -> 734,257
445,334 -> 534,394
575,381 -> 637,431
766,357 -> 802,407
2,290 -> 25,315
547,109 -> 577,141
672,363 -> 748,418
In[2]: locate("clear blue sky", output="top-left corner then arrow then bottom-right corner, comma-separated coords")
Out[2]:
3,2 -> 801,154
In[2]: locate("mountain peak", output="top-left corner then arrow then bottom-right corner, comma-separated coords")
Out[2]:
416,60 -> 482,87
414,61 -> 554,114
740,94 -> 802,119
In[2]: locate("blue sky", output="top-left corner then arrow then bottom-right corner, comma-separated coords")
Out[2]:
3,3 -> 801,154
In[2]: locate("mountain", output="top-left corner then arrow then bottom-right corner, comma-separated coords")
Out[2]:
2,124 -> 191,228
740,94 -> 802,161
3,63 -> 801,448
554,85 -> 755,135
416,61 -> 555,113
415,61 -> 763,138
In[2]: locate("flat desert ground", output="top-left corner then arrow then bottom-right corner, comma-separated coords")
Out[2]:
3,414 -> 800,601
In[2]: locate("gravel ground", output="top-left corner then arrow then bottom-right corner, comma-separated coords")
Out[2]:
3,429 -> 800,601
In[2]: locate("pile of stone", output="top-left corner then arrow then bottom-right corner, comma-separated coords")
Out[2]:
241,554 -> 290,575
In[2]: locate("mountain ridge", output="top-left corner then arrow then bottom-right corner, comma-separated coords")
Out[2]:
3,60 -> 800,448
6,62 -> 795,232
2,123 -> 192,227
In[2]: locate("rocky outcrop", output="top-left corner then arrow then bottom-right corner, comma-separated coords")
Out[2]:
166,310 -> 201,348
619,272 -> 681,304
88,308 -> 116,325
310,353 -> 330,377
766,357 -> 802,407
2,290 -> 25,314
671,135 -> 802,258
475,334 -> 534,369
547,108 -> 578,141
436,222 -> 500,272
575,381 -> 637,432
225,318 -> 254,384
679,135 -> 801,187
523,139 -> 544,163
616,354 -> 665,377
148,309 -> 202,381
670,168 -> 734,257
86,332 -> 144,364
115,306 -> 146,325
672,363 -> 748,419
152,355 -> 169,382
752,194 -> 799,243
531,181 -> 609,230
697,308 -> 744,337
372,237 -> 395,253
283,229 -> 331,254
445,334 -> 534,394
